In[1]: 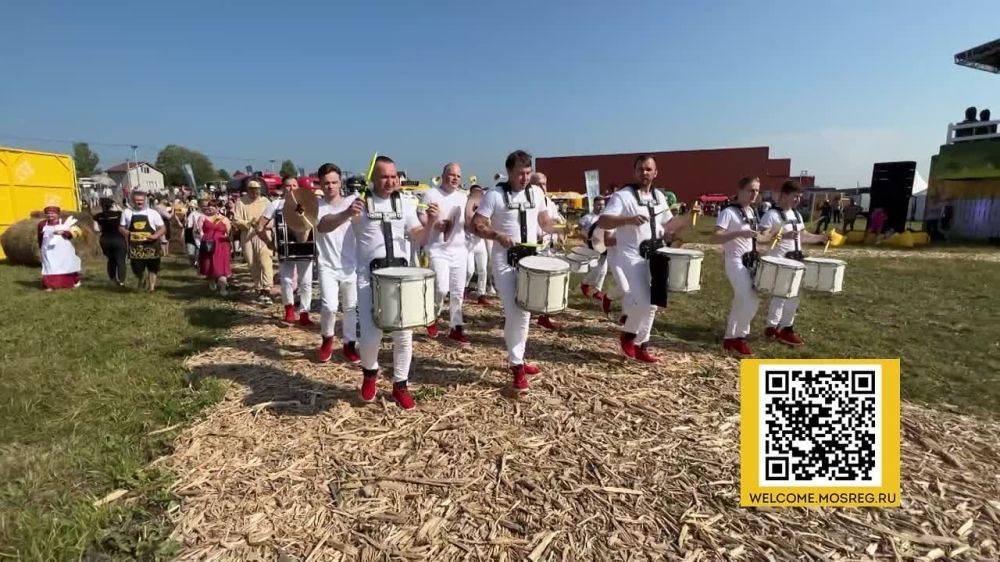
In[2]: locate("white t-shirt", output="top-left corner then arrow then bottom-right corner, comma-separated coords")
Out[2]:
420,186 -> 468,257
262,198 -> 283,221
120,207 -> 165,230
716,205 -> 758,263
316,195 -> 358,278
601,187 -> 674,259
476,184 -> 547,264
760,207 -> 804,257
352,192 -> 421,274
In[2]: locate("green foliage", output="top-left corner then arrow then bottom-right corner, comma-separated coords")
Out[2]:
279,159 -> 297,179
0,258 -> 231,559
216,168 -> 231,181
73,142 -> 101,177
154,145 -> 216,187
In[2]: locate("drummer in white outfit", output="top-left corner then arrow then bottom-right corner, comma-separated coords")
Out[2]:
419,163 -> 471,345
711,177 -> 774,357
597,155 -> 689,363
579,196 -> 609,301
530,172 -> 564,331
349,156 -> 435,410
470,150 -> 559,392
464,184 -> 491,305
314,163 -> 361,364
759,180 -> 829,347
258,176 -> 315,326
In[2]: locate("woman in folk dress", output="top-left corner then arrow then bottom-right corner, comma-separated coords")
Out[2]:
37,206 -> 83,290
197,200 -> 233,296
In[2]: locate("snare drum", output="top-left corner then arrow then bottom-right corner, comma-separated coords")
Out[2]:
655,247 -> 704,292
754,256 -> 805,298
516,255 -> 570,314
562,253 -> 591,274
802,257 -> 846,293
371,267 -> 436,330
570,246 -> 601,265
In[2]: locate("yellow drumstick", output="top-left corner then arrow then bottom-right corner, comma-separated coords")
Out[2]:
365,152 -> 379,183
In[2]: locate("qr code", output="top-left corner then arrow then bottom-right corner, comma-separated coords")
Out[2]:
759,365 -> 882,487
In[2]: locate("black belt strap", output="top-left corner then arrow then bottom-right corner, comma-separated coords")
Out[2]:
502,185 -> 533,244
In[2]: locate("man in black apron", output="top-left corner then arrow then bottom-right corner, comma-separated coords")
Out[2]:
118,190 -> 166,292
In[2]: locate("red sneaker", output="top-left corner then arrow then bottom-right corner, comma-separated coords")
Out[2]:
523,363 -> 541,375
764,326 -> 780,339
537,315 -> 559,330
447,326 -> 471,346
602,295 -> 613,315
618,314 -> 627,325
298,312 -> 315,327
342,341 -> 361,363
476,295 -> 490,306
581,283 -> 592,297
620,332 -> 637,358
777,327 -> 804,346
511,365 -> 529,392
392,383 -> 416,410
317,336 -> 334,363
360,371 -> 378,402
426,323 -> 439,338
282,304 -> 296,323
722,338 -> 754,356
635,344 -> 659,364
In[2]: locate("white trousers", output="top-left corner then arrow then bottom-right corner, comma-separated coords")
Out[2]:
724,260 -> 759,339
279,260 -> 314,312
358,275 -> 412,383
430,250 -> 468,327
319,268 -> 358,341
766,296 -> 799,329
466,243 -> 489,295
610,255 -> 657,345
493,257 -> 530,365
582,253 -> 609,291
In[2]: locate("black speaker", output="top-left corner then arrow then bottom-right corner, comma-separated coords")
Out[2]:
869,162 -> 916,233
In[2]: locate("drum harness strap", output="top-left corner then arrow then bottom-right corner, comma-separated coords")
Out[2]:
502,183 -> 538,266
780,208 -> 805,261
366,192 -> 409,271
729,203 -> 760,281
628,185 -> 670,307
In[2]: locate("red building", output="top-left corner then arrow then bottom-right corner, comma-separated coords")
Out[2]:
536,146 -> 814,203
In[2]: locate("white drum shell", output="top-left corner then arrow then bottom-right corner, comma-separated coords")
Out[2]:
372,267 -> 436,330
754,256 -> 805,298
656,247 -> 704,292
803,257 -> 846,293
562,254 -> 591,274
516,256 -> 570,314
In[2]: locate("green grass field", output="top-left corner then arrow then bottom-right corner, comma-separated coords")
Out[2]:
0,257 -> 231,560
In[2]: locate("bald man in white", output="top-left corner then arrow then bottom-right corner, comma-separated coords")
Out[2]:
419,163 -> 471,345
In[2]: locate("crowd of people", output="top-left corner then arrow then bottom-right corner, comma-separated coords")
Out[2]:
39,151 -> 847,411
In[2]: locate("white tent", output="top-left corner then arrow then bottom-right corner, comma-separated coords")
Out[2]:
909,171 -> 928,220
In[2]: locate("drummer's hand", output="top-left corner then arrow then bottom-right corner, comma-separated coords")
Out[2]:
346,199 -> 365,217
425,203 -> 440,223
496,233 -> 515,248
626,215 -> 648,226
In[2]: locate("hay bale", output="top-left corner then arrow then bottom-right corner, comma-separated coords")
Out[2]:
845,230 -> 866,244
1,212 -> 100,266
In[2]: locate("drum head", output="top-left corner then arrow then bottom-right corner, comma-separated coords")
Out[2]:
570,246 -> 600,259
519,255 -> 570,273
762,256 -> 805,268
590,227 -> 606,253
804,257 -> 846,266
373,266 -> 434,279
656,247 -> 703,258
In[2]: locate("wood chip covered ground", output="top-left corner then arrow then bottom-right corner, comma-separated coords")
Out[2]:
161,267 -> 1000,561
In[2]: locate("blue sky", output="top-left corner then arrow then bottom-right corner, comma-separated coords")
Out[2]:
1,0 -> 997,187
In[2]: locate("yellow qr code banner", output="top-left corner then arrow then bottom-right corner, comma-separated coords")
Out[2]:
740,359 -> 900,508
